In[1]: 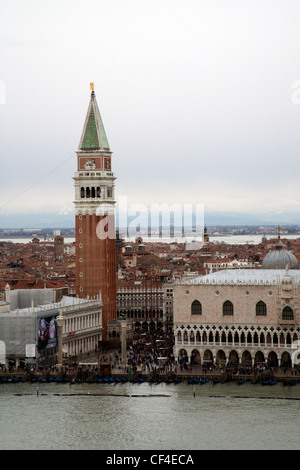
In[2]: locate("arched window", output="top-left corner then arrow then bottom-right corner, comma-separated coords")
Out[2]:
256,301 -> 267,316
282,306 -> 294,320
191,300 -> 202,315
80,187 -> 85,198
223,300 -> 234,316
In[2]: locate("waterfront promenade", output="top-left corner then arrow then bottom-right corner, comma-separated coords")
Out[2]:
1,358 -> 299,385
2,330 -> 300,385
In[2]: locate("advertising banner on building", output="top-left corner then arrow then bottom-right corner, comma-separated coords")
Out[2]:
37,316 -> 57,351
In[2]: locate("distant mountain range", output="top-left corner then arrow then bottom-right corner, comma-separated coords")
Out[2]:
0,210 -> 299,229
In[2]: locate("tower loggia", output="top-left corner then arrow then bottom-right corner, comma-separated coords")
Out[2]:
73,85 -> 117,341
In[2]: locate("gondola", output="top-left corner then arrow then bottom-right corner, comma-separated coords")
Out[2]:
282,379 -> 297,386
237,378 -> 246,385
174,378 -> 183,384
199,378 -> 208,384
212,378 -> 221,384
262,379 -> 276,386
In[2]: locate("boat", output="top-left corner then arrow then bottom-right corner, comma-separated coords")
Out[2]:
261,377 -> 276,386
199,378 -> 208,384
96,378 -> 103,383
212,378 -> 221,384
174,378 -> 183,384
237,378 -> 246,385
282,379 -> 297,386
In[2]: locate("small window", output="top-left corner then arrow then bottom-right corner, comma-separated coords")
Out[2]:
191,300 -> 202,315
282,306 -> 294,320
256,301 -> 267,316
223,300 -> 233,316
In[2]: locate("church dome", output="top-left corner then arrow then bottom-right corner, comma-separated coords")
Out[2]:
262,239 -> 299,269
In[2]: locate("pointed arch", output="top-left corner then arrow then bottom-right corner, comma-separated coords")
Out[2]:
191,300 -> 202,315
282,306 -> 294,320
256,300 -> 267,316
223,300 -> 234,316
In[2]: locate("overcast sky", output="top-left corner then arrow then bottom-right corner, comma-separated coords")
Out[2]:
1,0 -> 300,228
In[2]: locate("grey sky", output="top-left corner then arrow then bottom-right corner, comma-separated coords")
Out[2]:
1,0 -> 300,227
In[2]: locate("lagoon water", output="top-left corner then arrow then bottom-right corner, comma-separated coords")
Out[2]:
1,234 -> 299,246
1,380 -> 300,450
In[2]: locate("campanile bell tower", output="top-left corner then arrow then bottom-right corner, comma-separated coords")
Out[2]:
73,83 -> 117,341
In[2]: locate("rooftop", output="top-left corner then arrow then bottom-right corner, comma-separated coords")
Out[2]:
183,268 -> 300,285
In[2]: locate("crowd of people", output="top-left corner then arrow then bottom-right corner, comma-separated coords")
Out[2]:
98,329 -> 176,375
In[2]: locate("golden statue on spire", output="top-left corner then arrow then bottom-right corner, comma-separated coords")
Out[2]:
90,82 -> 95,92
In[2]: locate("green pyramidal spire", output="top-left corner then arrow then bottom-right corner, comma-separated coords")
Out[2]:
79,89 -> 110,151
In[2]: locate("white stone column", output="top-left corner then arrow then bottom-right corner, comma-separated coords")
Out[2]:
121,320 -> 127,366
56,314 -> 64,369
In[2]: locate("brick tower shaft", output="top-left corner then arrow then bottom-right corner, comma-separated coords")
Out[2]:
73,86 -> 117,341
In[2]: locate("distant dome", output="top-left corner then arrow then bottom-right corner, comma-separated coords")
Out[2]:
262,239 -> 299,269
